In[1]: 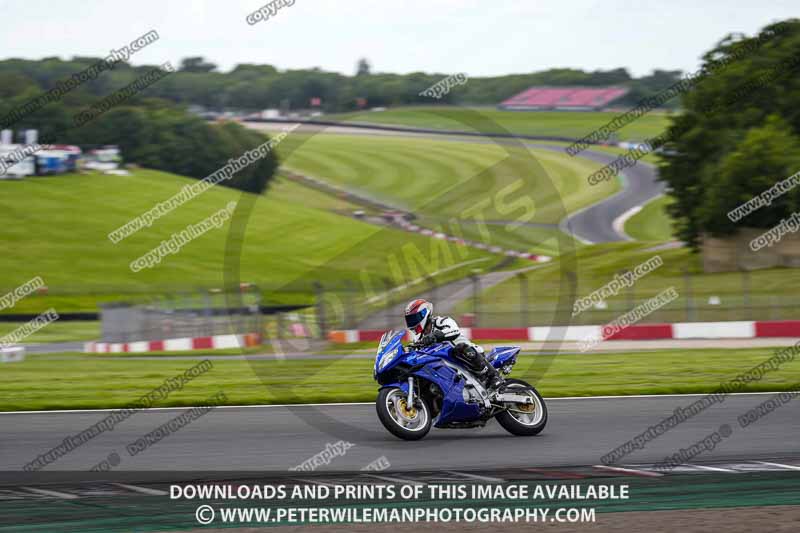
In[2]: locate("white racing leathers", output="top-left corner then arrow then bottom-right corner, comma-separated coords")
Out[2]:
431,316 -> 484,355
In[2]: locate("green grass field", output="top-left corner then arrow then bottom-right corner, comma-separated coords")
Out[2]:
277,133 -> 619,256
458,241 -> 800,326
624,195 -> 676,242
0,320 -> 98,343
328,106 -> 672,142
0,169 -> 501,313
0,347 -> 797,411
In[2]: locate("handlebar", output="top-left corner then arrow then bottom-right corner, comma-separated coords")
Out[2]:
406,339 -> 454,351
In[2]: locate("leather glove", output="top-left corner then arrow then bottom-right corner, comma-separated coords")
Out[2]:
419,329 -> 445,345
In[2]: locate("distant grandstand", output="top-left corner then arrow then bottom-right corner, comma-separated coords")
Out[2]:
498,86 -> 629,111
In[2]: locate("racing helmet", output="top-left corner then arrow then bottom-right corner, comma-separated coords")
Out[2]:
404,298 -> 433,340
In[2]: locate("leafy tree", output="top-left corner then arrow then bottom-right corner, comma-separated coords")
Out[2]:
180,56 -> 218,73
658,18 -> 800,248
700,115 -> 800,234
0,56 -> 701,114
70,106 -> 278,194
356,58 -> 371,76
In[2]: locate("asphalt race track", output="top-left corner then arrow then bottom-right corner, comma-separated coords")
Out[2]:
3,393 -> 798,474
559,157 -> 664,244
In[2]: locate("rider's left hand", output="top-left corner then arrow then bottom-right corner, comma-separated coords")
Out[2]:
419,329 -> 445,346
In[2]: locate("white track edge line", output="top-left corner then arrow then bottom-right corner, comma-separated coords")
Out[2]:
756,461 -> 800,471
685,464 -> 737,473
21,487 -> 79,499
592,465 -> 663,477
1,391 -> 793,415
110,483 -> 169,496
446,471 -> 506,483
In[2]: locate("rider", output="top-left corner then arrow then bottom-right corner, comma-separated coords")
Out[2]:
404,298 -> 505,392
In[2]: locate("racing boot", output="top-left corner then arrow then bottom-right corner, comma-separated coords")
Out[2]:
461,346 -> 505,394
478,360 -> 506,394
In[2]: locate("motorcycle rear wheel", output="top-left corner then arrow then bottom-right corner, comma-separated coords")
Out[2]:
495,378 -> 548,436
376,387 -> 432,441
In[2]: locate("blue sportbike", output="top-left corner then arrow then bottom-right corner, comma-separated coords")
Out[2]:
373,331 -> 547,440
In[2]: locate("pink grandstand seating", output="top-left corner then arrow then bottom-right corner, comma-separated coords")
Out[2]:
499,86 -> 628,110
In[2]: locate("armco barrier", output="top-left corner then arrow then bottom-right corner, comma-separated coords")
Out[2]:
471,328 -> 529,340
84,333 -> 261,353
328,320 -> 800,344
755,320 -> 800,337
606,323 -> 673,341
0,346 -> 25,363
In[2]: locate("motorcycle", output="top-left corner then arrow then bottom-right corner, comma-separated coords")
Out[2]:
373,330 -> 547,440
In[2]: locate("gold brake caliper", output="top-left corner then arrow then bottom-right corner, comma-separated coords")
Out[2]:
517,393 -> 535,413
399,399 -> 418,418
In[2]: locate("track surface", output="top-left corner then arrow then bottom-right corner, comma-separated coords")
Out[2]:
559,159 -> 663,244
3,394 -> 797,472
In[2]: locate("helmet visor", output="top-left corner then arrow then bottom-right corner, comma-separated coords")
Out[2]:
404,308 -> 428,329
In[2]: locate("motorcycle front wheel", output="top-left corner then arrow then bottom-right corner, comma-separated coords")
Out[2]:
375,387 -> 432,441
495,378 -> 548,436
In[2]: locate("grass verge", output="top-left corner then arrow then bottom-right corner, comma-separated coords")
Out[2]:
1,347 -> 797,411
0,170 -> 500,313
625,195 -> 676,242
327,106 -> 671,142
460,241 -> 800,326
0,320 -> 99,343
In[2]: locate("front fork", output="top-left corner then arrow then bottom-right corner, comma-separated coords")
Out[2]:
406,376 -> 415,406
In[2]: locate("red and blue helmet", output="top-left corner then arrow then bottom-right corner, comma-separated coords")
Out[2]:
404,298 -> 433,339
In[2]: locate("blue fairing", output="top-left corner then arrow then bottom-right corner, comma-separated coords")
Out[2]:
374,331 -> 407,377
374,332 -> 520,427
487,346 -> 520,369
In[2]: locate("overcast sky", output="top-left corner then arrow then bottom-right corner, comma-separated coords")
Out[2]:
0,0 -> 795,77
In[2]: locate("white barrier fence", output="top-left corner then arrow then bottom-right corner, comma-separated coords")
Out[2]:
0,346 -> 25,363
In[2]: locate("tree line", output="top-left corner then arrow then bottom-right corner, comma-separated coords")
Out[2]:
658,18 -> 800,248
0,54 -> 687,194
0,55 -> 685,116
0,61 -> 277,194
